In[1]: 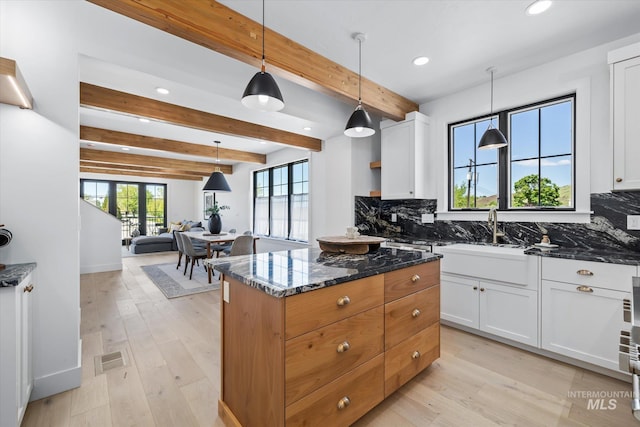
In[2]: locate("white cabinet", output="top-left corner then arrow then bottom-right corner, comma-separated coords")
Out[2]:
540,257 -> 635,372
441,273 -> 538,346
609,42 -> 640,190
380,111 -> 431,200
0,271 -> 35,427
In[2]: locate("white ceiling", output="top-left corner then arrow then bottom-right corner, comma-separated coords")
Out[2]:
79,0 -> 640,169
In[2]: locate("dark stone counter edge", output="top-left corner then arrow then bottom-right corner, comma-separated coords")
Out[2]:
215,253 -> 442,298
0,263 -> 37,287
524,248 -> 640,266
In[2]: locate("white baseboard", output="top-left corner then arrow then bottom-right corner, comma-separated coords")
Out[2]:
30,362 -> 82,401
80,262 -> 122,274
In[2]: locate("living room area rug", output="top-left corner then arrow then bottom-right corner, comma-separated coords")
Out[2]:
141,262 -> 219,299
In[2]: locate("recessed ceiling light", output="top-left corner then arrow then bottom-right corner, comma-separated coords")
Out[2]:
121,147 -> 130,151
138,118 -> 150,123
526,0 -> 552,15
303,126 -> 312,131
412,56 -> 430,66
155,87 -> 170,95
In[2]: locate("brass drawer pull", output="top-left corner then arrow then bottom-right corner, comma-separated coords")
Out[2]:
412,351 -> 421,359
24,284 -> 34,293
412,308 -> 421,318
577,269 -> 594,276
411,274 -> 420,283
337,396 -> 351,410
577,285 -> 594,293
480,288 -> 485,292
616,177 -> 623,183
473,286 -> 478,290
336,296 -> 351,307
336,341 -> 350,353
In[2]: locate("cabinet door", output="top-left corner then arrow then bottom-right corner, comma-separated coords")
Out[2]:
541,280 -> 629,371
612,55 -> 640,190
479,281 -> 538,347
381,121 -> 414,199
440,274 -> 479,329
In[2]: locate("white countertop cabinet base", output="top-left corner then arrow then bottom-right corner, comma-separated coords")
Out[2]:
0,273 -> 34,427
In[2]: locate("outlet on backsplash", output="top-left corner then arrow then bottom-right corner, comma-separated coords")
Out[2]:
391,213 -> 397,222
628,215 -> 640,230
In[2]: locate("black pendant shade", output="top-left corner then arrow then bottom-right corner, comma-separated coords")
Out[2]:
478,67 -> 508,150
344,32 -> 375,138
344,104 -> 375,137
478,126 -> 508,150
203,141 -> 231,192
203,170 -> 231,192
241,71 -> 284,112
241,0 -> 284,112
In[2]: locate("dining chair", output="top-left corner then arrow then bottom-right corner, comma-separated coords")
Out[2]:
175,231 -> 185,270
229,235 -> 254,256
178,233 -> 208,279
211,228 -> 236,258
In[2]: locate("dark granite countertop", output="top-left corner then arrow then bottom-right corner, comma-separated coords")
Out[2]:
524,247 -> 640,266
0,263 -> 37,287
206,247 -> 442,298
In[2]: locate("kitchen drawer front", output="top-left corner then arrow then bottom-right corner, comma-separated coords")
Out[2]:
285,306 -> 384,405
285,353 -> 384,427
384,261 -> 439,303
541,257 -> 636,292
285,274 -> 384,340
384,322 -> 439,397
385,285 -> 439,350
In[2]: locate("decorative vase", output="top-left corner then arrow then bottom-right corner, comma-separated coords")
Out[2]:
208,214 -> 222,234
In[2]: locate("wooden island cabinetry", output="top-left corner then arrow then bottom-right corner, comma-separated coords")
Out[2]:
211,249 -> 441,427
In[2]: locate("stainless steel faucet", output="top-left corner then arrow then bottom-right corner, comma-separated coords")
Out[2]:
488,208 -> 504,244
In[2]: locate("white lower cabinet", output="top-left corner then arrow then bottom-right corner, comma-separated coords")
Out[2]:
441,273 -> 538,346
541,280 -> 629,372
0,272 -> 34,427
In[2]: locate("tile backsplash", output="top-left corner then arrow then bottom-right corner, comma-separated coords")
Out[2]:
355,192 -> 640,253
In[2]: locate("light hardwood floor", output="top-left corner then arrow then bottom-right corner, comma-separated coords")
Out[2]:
22,252 -> 637,427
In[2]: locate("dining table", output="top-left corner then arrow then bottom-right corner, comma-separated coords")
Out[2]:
182,231 -> 259,283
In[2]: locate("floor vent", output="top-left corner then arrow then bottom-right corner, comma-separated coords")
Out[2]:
94,349 -> 128,375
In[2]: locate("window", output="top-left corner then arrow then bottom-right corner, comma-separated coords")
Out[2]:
253,160 -> 309,242
449,95 -> 574,211
80,179 -> 167,240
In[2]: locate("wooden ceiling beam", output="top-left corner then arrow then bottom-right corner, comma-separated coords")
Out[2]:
86,0 -> 417,121
80,166 -> 203,181
80,126 -> 267,164
80,160 -> 210,177
80,83 -> 321,151
80,148 -> 233,175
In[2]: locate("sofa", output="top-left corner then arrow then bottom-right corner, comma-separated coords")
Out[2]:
129,220 -> 204,254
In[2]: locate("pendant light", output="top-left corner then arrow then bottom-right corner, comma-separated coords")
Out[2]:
241,0 -> 284,112
344,33 -> 375,138
478,67 -> 508,150
203,141 -> 231,192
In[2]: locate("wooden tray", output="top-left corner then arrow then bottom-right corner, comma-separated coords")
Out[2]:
316,235 -> 386,254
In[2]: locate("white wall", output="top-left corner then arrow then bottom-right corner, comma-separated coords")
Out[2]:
0,1 -> 81,400
421,32 -> 640,223
79,200 -> 122,274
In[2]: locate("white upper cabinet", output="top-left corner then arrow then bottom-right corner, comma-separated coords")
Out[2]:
380,111 -> 432,199
609,42 -> 640,191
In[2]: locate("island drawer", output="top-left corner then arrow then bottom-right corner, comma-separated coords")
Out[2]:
541,257 -> 636,292
384,322 -> 439,397
285,306 -> 384,405
384,285 -> 439,350
285,353 -> 384,427
384,261 -> 439,302
285,274 -> 384,340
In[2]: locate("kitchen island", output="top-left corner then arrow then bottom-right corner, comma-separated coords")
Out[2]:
207,247 -> 441,427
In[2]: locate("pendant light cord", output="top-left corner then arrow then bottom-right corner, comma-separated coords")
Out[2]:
490,69 -> 494,115
358,37 -> 362,105
261,0 -> 266,72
